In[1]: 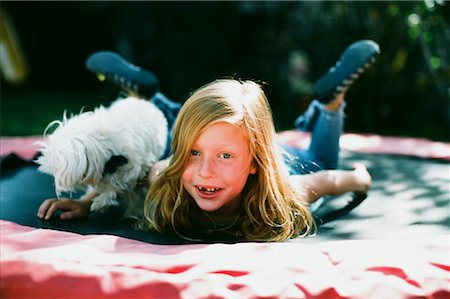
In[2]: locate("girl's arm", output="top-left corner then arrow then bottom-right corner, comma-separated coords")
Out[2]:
289,163 -> 372,204
38,158 -> 172,220
37,190 -> 99,220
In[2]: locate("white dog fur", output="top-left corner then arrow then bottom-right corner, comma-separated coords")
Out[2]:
35,96 -> 168,217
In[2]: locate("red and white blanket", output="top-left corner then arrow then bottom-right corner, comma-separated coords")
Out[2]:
1,220 -> 449,299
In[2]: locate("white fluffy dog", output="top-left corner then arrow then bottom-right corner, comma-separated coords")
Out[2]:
35,96 -> 168,217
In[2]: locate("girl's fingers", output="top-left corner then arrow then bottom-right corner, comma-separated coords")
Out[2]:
37,198 -> 57,219
38,199 -> 78,220
60,210 -> 77,220
44,201 -> 62,220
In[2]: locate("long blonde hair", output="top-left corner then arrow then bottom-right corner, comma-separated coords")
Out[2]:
142,79 -> 315,241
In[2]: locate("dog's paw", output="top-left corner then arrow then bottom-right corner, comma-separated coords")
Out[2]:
90,198 -> 118,213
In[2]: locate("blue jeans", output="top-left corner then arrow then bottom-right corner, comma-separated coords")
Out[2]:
280,100 -> 345,175
151,92 -> 181,159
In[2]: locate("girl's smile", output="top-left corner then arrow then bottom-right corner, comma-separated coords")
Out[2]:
182,121 -> 256,216
195,185 -> 223,198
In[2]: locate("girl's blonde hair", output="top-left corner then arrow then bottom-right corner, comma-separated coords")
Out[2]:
142,79 -> 315,241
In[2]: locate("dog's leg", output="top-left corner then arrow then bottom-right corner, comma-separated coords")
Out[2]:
120,187 -> 147,219
89,189 -> 119,212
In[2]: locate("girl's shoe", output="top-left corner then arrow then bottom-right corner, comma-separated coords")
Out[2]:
314,40 -> 380,103
85,51 -> 159,98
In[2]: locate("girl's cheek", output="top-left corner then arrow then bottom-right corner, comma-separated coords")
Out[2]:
218,165 -> 238,177
182,163 -> 196,180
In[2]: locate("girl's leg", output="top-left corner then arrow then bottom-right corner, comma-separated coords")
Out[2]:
84,51 -> 181,159
85,51 -> 181,128
281,40 -> 380,174
281,94 -> 345,174
86,51 -> 160,99
296,93 -> 345,170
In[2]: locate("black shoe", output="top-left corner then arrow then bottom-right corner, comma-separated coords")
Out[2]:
86,51 -> 159,98
314,40 -> 380,103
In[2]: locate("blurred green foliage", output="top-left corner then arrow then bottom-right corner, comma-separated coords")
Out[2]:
1,1 -> 449,141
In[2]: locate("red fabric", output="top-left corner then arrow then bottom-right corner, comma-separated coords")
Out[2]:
1,220 -> 449,299
0,136 -> 44,160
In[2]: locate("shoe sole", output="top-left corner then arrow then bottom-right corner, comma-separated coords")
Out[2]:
315,40 -> 380,103
86,51 -> 159,98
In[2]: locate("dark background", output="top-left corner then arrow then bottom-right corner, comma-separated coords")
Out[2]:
1,1 -> 449,141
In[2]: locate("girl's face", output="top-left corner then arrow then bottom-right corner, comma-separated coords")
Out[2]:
182,121 -> 256,217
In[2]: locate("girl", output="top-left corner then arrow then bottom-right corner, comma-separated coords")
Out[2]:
38,40 -> 378,242
141,79 -> 371,241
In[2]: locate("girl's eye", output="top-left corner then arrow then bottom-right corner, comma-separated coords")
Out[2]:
219,153 -> 232,159
190,150 -> 200,156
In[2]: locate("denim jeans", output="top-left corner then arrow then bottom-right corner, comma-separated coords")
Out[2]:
151,92 -> 181,159
280,100 -> 345,175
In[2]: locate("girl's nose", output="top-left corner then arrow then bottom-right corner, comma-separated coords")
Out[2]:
198,157 -> 217,178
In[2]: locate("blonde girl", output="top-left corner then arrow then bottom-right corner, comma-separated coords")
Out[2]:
38,40 -> 376,242
142,79 -> 371,241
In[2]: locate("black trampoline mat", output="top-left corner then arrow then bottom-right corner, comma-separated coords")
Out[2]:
301,151 -> 450,243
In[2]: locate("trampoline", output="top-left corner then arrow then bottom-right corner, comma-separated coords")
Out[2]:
1,132 -> 449,298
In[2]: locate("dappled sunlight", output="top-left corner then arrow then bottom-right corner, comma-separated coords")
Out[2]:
304,151 -> 450,242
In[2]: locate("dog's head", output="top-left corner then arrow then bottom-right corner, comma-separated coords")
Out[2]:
35,97 -> 168,196
35,110 -> 127,196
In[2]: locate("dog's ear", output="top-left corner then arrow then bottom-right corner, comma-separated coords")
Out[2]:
103,155 -> 128,175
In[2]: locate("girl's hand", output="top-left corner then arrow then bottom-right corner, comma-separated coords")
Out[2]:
37,198 -> 92,220
352,163 -> 372,194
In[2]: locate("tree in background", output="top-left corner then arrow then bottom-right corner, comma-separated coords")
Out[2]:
1,1 -> 448,140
